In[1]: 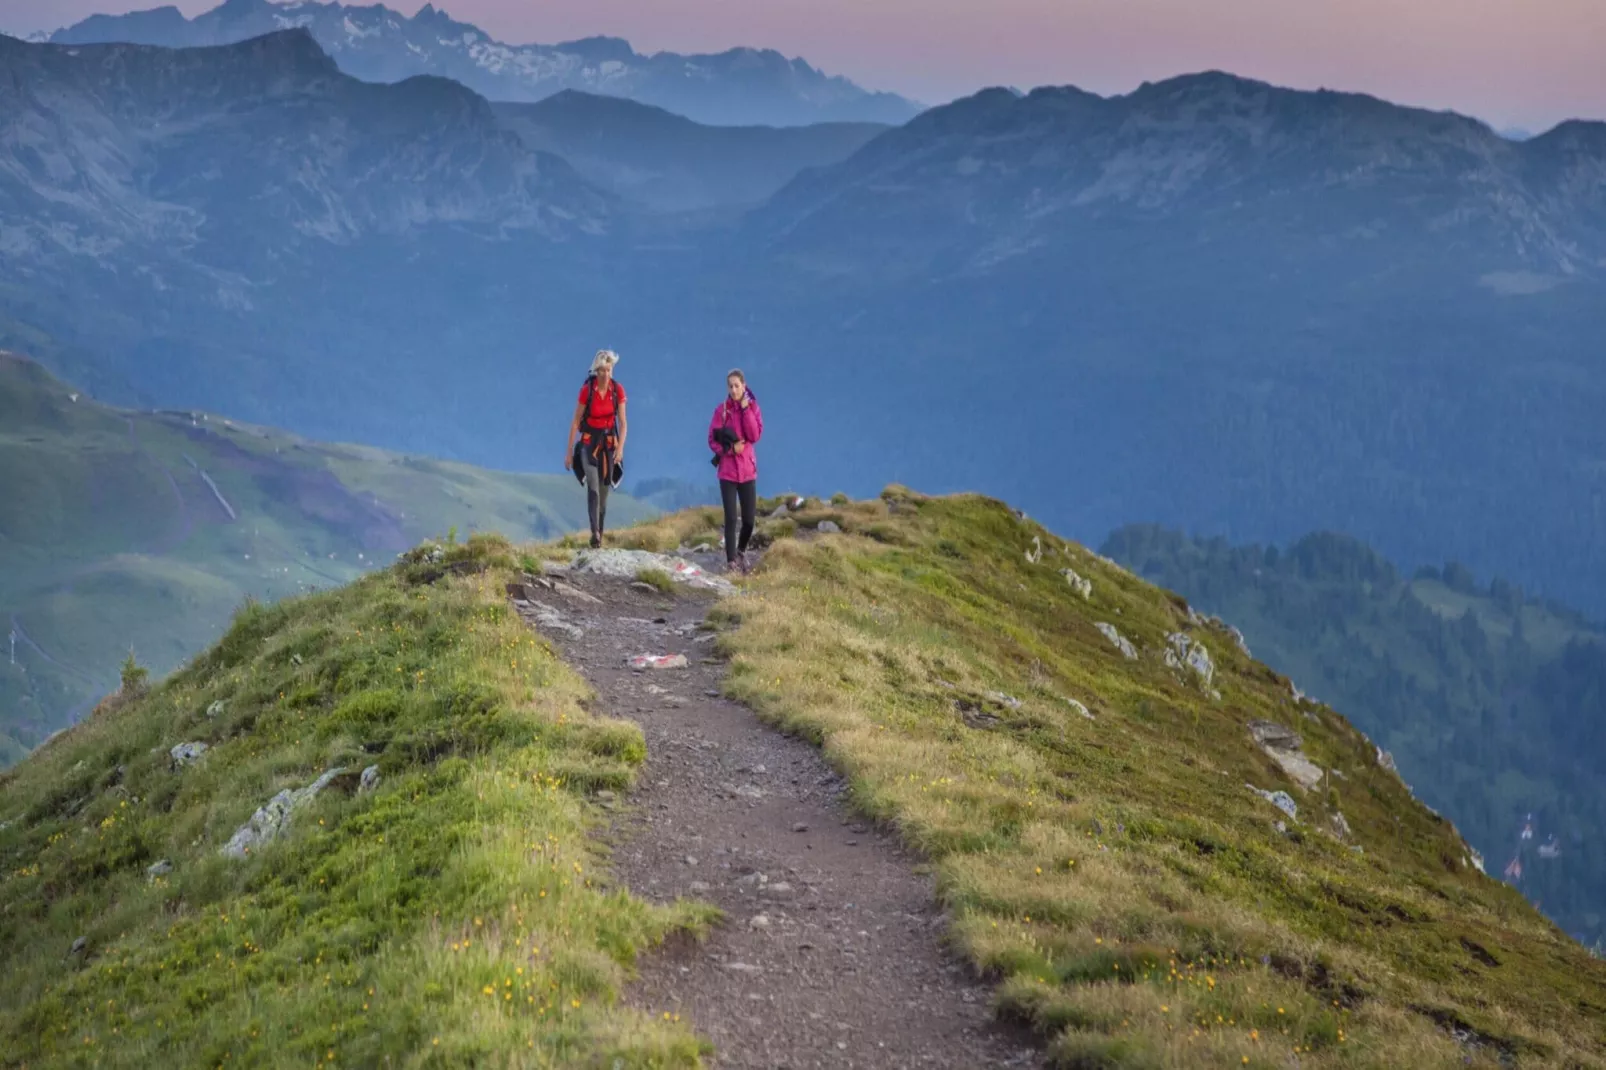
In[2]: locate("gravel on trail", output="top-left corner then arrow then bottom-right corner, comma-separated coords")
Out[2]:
513,553 -> 1043,1069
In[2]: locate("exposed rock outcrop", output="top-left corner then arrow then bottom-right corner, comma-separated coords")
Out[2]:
1165,633 -> 1216,688
170,742 -> 209,767
1249,720 -> 1325,790
1247,785 -> 1299,821
221,768 -> 348,859
1095,622 -> 1138,660
1060,568 -> 1093,600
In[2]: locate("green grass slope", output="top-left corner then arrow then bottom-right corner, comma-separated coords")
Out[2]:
0,352 -> 652,761
0,534 -> 709,1067
1100,525 -> 1606,950
617,490 -> 1606,1068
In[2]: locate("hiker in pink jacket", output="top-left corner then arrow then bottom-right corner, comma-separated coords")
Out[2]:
708,369 -> 764,573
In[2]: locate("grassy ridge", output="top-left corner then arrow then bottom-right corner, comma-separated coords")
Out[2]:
0,352 -> 652,758
0,534 -> 708,1067
665,489 -> 1606,1068
1100,524 -> 1606,950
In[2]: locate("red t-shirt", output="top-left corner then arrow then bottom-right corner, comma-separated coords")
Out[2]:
578,379 -> 625,429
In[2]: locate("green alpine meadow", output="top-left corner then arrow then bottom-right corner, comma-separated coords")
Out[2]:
0,533 -> 711,1068
8,492 -> 1602,1068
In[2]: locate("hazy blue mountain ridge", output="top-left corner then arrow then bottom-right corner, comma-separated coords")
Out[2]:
494,91 -> 888,212
721,73 -> 1606,618
750,74 -> 1606,276
2,34 -> 1605,622
43,0 -> 923,126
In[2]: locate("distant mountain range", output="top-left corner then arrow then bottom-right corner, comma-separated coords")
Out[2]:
731,76 -> 1606,616
40,0 -> 923,126
751,75 -> 1606,277
3,31 -> 1606,625
495,92 -> 887,213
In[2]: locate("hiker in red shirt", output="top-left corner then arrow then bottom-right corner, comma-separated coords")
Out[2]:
708,369 -> 764,573
563,349 -> 627,548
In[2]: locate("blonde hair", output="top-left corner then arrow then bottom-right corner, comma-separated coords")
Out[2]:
726,368 -> 746,384
591,349 -> 619,375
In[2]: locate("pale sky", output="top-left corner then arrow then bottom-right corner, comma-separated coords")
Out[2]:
3,0 -> 1602,131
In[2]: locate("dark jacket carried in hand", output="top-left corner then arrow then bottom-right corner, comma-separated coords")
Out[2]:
708,391 -> 763,483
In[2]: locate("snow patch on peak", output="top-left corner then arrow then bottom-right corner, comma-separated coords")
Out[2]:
342,15 -> 380,39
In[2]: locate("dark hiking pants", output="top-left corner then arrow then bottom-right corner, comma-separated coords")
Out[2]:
582,448 -> 611,537
720,479 -> 756,563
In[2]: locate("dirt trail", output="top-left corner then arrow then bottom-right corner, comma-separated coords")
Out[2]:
514,557 -> 1042,1070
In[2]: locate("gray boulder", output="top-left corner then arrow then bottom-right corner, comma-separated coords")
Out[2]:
1165,633 -> 1215,687
170,741 -> 209,767
206,700 -> 226,718
816,520 -> 842,534
1249,720 -> 1325,790
1249,721 -> 1301,750
1247,785 -> 1299,821
359,765 -> 381,794
1095,622 -> 1138,660
221,768 -> 347,860
146,859 -> 174,879
1064,697 -> 1095,721
1060,568 -> 1093,600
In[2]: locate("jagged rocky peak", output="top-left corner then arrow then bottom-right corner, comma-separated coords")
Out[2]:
46,0 -> 922,125
551,35 -> 637,64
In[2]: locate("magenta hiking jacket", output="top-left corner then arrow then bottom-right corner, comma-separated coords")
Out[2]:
708,394 -> 764,483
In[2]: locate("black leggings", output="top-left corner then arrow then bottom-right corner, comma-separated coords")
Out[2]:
720,479 -> 756,562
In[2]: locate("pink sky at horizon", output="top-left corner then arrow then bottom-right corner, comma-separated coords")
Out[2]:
2,0 -> 1601,131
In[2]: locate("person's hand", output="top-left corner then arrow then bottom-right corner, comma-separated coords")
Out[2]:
740,395 -> 750,409
563,450 -> 573,471
734,441 -> 746,454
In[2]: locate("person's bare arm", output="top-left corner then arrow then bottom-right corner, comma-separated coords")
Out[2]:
616,402 -> 627,458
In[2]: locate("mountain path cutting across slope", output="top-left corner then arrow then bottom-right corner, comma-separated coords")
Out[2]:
513,557 -> 1043,1069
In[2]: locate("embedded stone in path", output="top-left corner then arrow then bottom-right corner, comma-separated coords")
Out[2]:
629,653 -> 689,671
571,549 -> 735,593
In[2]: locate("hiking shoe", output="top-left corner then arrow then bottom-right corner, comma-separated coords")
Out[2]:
589,533 -> 602,549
